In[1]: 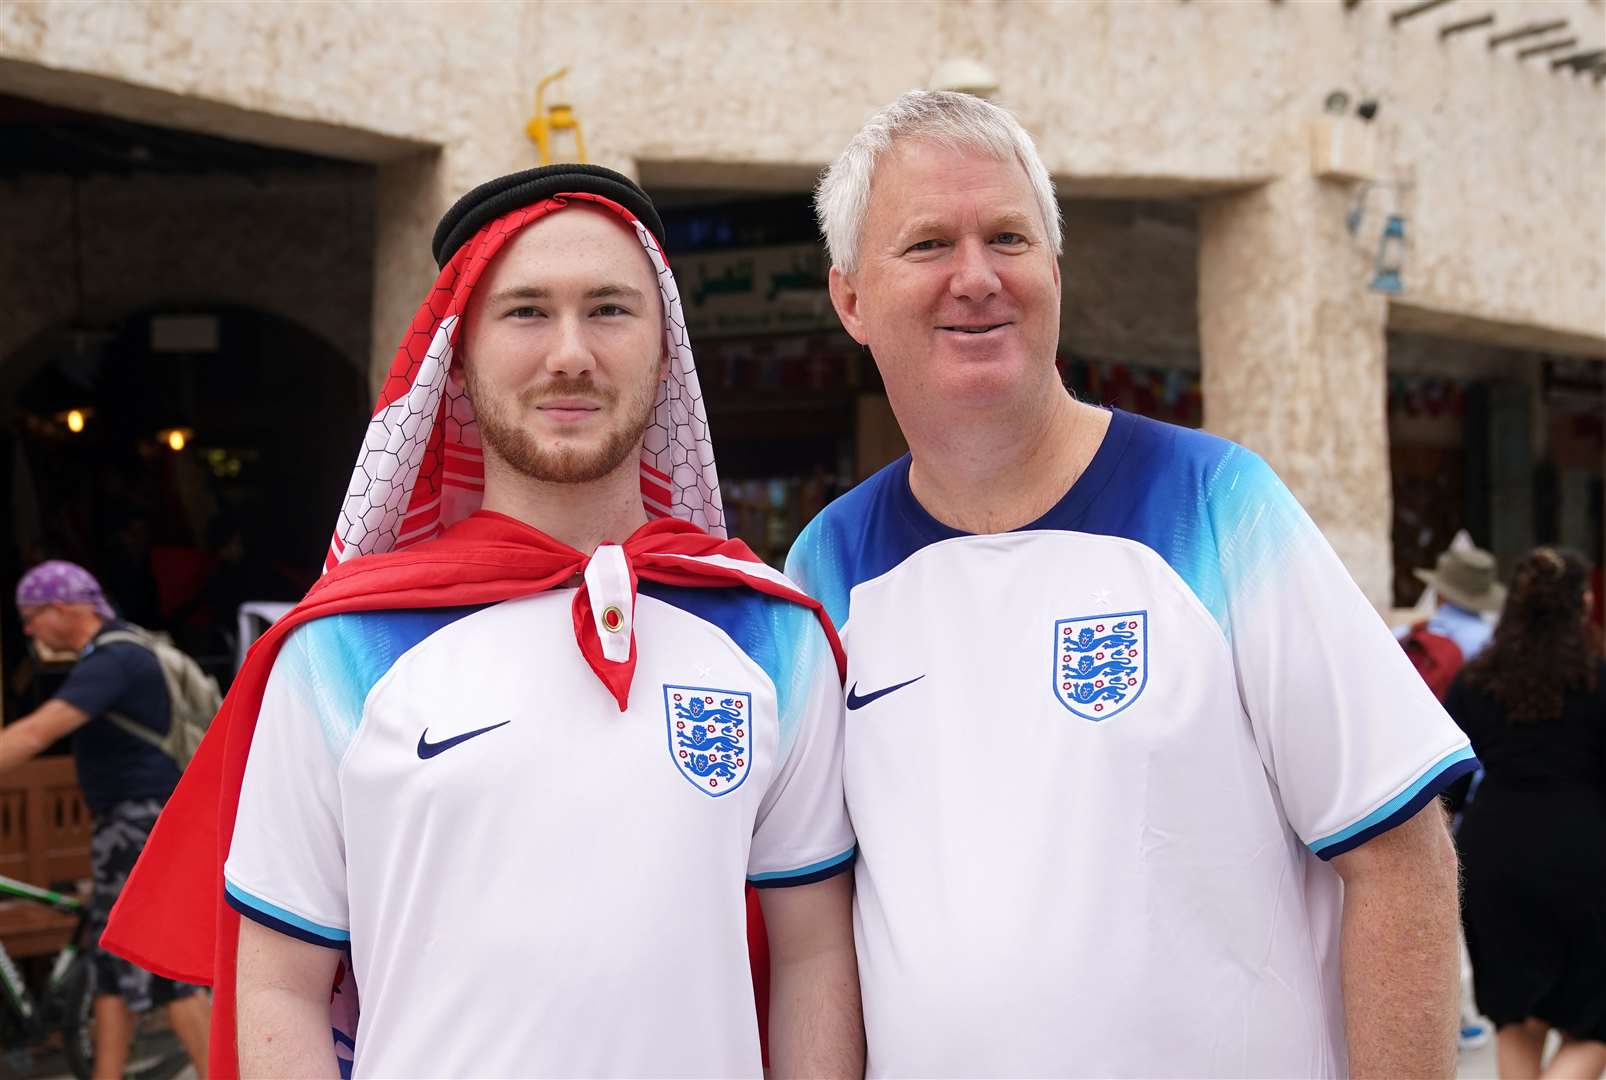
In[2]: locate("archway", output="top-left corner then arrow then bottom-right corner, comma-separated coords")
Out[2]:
3,306 -> 368,707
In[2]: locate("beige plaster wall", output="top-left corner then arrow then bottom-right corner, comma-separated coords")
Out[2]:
1200,174 -> 1396,602
2,0 -> 1601,596
3,0 -> 1600,344
1361,1 -> 1606,348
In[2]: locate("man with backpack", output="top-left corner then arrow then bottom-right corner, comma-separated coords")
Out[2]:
1397,542 -> 1505,700
6,559 -> 211,1078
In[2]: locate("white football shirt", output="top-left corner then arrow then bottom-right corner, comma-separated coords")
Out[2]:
225,582 -> 854,1078
785,409 -> 1475,1078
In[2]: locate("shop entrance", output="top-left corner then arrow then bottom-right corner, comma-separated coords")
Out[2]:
0,91 -> 375,713
1387,330 -> 1604,608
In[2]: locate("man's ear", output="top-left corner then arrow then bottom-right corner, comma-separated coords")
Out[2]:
828,266 -> 869,346
450,309 -> 477,394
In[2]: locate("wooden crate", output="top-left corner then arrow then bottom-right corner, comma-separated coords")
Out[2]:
0,758 -> 92,957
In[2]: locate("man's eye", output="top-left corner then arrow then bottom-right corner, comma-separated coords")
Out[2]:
905,239 -> 945,253
507,306 -> 542,319
592,304 -> 629,317
994,232 -> 1028,246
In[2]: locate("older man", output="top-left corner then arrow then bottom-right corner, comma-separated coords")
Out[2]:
786,91 -> 1470,1078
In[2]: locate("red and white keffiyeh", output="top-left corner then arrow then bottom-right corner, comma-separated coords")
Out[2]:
327,192 -> 723,572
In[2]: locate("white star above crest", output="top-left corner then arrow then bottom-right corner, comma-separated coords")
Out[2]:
1091,588 -> 1113,608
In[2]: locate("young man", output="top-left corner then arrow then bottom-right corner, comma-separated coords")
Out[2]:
787,91 -> 1472,1078
105,166 -> 861,1078
6,562 -> 211,1079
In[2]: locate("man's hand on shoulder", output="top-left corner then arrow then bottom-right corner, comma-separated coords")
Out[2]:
1331,801 -> 1460,1079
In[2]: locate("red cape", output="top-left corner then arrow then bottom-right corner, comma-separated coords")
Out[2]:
102,512 -> 843,1078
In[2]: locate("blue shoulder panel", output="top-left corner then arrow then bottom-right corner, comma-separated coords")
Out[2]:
783,456 -> 925,631
1035,413 -> 1241,637
638,583 -> 825,761
784,409 -> 1307,642
284,605 -> 489,758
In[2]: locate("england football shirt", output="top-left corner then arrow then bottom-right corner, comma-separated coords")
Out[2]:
785,408 -> 1475,1078
224,582 -> 853,1078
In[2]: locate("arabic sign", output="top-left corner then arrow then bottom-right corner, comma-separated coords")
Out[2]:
677,243 -> 840,339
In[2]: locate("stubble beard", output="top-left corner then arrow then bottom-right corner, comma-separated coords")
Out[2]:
467,366 -> 661,486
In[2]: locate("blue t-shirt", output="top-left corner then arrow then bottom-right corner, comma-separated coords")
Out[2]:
1393,601 -> 1493,661
54,621 -> 182,814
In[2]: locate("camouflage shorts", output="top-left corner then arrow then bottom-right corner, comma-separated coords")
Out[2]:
87,798 -> 203,1012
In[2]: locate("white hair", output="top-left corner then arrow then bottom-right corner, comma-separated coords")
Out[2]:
814,90 -> 1063,273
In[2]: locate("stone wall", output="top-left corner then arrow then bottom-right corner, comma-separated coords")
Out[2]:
2,0 -> 1600,347
1062,201 -> 1200,371
0,168 -> 374,386
2,0 -> 1602,599
0,165 -> 1203,424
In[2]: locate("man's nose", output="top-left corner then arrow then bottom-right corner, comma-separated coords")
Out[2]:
544,315 -> 598,376
948,239 -> 1002,302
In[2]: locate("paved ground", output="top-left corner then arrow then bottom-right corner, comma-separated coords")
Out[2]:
1460,1034 -> 1500,1078
19,1049 -> 1506,1079
13,1015 -> 1519,1079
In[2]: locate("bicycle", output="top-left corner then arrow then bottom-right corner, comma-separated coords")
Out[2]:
0,872 -> 188,1080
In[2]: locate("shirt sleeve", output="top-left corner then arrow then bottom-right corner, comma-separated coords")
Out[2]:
746,603 -> 855,888
54,645 -> 136,717
223,621 -> 352,947
784,516 -> 853,632
1208,449 -> 1478,861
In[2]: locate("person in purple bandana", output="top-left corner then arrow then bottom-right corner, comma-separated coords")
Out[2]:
6,560 -> 211,1077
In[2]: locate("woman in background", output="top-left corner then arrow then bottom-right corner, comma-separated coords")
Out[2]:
1446,546 -> 1606,1080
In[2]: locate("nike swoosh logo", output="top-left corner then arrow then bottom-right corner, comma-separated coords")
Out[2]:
846,675 -> 925,711
416,721 -> 512,759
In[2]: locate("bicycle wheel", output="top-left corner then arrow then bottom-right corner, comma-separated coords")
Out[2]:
58,956 -> 189,1080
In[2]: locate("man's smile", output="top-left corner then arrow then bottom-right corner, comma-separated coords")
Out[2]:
535,397 -> 604,422
938,322 -> 1011,335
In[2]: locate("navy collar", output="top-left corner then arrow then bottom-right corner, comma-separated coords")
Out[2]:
891,407 -> 1137,543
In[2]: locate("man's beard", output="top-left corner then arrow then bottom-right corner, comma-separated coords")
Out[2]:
468,368 -> 660,485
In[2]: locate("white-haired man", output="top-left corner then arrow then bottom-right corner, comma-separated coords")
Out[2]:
786,90 -> 1471,1078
